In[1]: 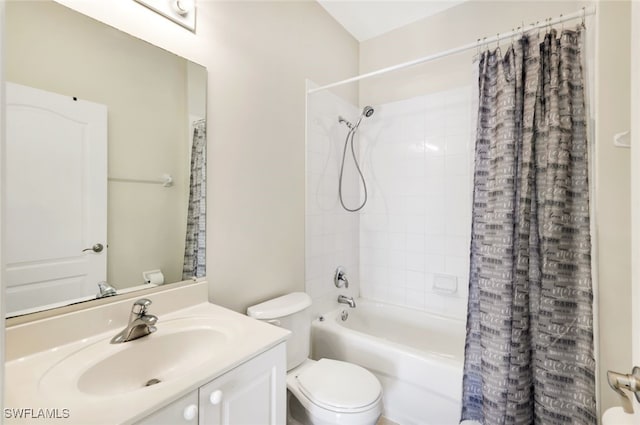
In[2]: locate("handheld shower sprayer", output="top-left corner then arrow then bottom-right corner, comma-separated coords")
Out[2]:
363,106 -> 375,117
337,106 -> 375,212
339,106 -> 375,131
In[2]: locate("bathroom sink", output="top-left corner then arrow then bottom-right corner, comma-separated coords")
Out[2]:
39,317 -> 235,398
5,295 -> 291,425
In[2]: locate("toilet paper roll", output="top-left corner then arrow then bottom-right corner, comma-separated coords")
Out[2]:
142,269 -> 164,285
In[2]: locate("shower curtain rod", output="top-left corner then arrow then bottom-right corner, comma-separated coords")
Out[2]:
307,5 -> 596,94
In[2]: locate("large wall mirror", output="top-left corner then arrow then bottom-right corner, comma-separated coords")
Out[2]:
5,0 -> 207,318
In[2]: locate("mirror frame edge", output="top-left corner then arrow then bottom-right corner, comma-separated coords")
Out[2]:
5,279 -> 202,327
4,1 -> 209,320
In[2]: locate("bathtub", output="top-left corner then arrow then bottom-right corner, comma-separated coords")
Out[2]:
311,299 -> 466,425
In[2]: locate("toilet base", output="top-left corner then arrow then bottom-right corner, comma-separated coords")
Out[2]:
287,389 -> 381,425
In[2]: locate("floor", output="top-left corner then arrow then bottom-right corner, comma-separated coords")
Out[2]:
377,417 -> 400,425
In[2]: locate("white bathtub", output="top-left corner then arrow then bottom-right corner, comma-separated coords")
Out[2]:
311,299 -> 466,425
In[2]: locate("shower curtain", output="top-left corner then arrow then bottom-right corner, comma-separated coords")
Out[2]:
182,120 -> 207,280
461,28 -> 596,424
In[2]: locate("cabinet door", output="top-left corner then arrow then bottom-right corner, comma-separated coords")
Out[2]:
136,391 -> 199,425
199,344 -> 286,425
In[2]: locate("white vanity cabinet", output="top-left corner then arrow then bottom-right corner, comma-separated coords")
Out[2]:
136,343 -> 286,425
199,343 -> 286,424
137,391 -> 200,425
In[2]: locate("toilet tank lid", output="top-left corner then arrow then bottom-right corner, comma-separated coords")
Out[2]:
247,292 -> 312,320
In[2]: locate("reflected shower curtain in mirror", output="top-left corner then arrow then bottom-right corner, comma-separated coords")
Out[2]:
182,120 -> 206,279
461,28 -> 596,424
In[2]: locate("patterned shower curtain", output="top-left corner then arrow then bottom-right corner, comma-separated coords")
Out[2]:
461,27 -> 596,424
182,120 -> 207,280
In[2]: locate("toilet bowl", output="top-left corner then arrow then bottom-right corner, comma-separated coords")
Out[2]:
247,292 -> 382,425
287,359 -> 382,425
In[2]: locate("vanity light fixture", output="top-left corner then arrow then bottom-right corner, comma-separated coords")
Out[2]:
134,0 -> 196,32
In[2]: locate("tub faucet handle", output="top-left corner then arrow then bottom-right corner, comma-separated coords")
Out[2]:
334,266 -> 349,288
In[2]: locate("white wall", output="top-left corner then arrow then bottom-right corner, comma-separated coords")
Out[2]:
305,83 -> 360,316
358,87 -> 472,319
52,0 -> 359,312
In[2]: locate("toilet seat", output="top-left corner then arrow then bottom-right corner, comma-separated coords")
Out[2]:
294,359 -> 382,413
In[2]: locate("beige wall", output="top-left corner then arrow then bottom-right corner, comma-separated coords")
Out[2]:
359,0 -> 631,414
360,0 -> 591,104
6,0 -> 192,287
631,0 -> 640,374
0,0 -> 5,415
53,0 -> 359,312
594,0 -> 631,412
203,1 -> 358,312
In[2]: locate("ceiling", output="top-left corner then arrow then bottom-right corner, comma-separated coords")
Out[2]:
316,0 -> 465,42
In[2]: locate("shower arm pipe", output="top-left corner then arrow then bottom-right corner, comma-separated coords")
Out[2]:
307,5 -> 596,95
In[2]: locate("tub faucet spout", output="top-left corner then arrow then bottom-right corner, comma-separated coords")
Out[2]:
338,295 -> 356,308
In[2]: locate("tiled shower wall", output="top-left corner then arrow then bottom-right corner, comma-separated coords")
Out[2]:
358,87 -> 473,320
305,85 -> 472,320
305,83 -> 360,316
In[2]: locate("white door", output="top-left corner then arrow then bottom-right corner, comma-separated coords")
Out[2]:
5,82 -> 107,315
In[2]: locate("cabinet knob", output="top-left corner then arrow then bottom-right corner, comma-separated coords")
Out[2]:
183,404 -> 198,421
209,389 -> 223,405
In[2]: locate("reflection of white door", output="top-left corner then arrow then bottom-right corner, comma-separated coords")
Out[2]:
6,82 -> 107,315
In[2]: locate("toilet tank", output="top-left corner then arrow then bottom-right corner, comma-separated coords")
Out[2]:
247,292 -> 312,371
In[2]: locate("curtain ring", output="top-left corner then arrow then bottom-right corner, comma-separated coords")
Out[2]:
475,38 -> 481,59
581,7 -> 586,29
496,33 -> 500,50
560,14 -> 564,32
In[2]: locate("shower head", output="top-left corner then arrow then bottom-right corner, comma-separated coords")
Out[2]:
339,106 -> 375,131
351,106 -> 375,130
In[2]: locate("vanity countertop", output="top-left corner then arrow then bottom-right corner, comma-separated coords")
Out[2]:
4,284 -> 289,424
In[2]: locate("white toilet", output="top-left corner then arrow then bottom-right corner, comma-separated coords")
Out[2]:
247,292 -> 382,425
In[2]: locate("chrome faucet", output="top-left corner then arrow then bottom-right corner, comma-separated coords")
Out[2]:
111,298 -> 158,344
96,281 -> 117,298
338,295 -> 356,308
334,267 -> 349,288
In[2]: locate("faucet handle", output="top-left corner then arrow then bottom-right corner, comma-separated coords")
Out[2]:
132,298 -> 152,314
334,266 -> 349,288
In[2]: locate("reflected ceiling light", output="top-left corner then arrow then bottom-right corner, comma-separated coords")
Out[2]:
134,0 -> 196,32
172,0 -> 194,16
